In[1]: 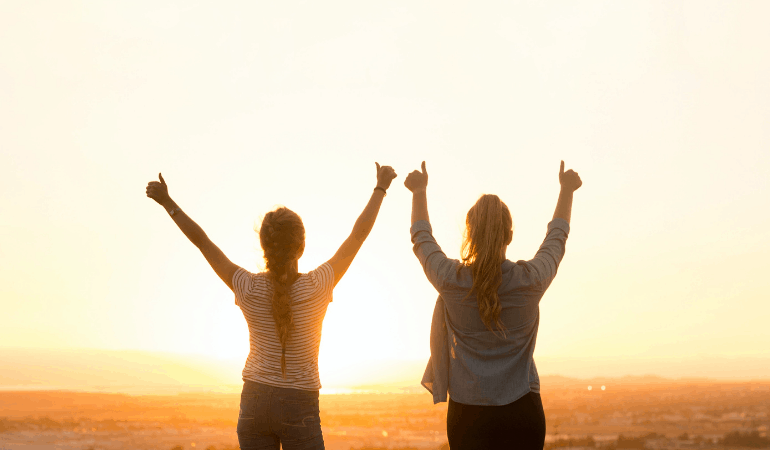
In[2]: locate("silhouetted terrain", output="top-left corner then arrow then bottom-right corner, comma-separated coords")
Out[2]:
1,377 -> 768,449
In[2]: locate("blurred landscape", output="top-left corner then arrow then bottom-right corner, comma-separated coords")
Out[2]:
1,376 -> 768,450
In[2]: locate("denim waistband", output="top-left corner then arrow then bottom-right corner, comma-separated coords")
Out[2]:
242,379 -> 320,399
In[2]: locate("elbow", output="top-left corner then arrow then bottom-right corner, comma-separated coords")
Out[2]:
351,229 -> 368,243
192,232 -> 210,249
351,223 -> 373,242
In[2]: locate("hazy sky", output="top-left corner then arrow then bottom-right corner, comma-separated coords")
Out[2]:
2,1 -> 769,384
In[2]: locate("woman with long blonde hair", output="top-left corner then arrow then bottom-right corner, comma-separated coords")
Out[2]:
405,161 -> 582,449
146,162 -> 397,450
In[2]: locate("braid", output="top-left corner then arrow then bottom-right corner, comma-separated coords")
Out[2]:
259,208 -> 305,378
270,265 -> 293,377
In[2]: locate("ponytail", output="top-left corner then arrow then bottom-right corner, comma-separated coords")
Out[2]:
460,194 -> 513,337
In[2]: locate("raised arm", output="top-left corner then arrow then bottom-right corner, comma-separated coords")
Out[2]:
405,161 -> 429,225
525,161 -> 581,291
404,161 -> 456,291
146,173 -> 239,291
326,163 -> 397,286
552,160 -> 582,223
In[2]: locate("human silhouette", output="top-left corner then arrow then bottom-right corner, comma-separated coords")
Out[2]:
404,161 -> 582,450
146,163 -> 397,450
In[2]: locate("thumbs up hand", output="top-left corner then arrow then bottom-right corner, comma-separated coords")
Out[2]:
146,172 -> 172,206
559,161 -> 582,192
404,161 -> 429,193
375,162 -> 398,191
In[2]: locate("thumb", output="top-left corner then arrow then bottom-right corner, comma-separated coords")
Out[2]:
159,172 -> 166,185
421,161 -> 427,175
375,162 -> 381,174
559,161 -> 564,176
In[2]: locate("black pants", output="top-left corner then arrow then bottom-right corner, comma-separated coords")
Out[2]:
447,392 -> 546,450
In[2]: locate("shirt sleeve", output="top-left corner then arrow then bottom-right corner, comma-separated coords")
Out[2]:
411,220 -> 458,292
232,267 -> 253,307
308,262 -> 335,303
526,218 -> 570,291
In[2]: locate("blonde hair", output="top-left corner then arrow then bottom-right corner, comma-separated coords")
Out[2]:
258,207 -> 305,378
460,194 -> 513,337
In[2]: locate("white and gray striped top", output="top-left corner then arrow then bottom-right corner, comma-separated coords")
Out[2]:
233,263 -> 334,391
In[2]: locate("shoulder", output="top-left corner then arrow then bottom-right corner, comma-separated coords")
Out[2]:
306,262 -> 334,286
501,259 -> 541,290
301,262 -> 335,301
233,267 -> 252,292
437,259 -> 471,290
233,268 -> 270,296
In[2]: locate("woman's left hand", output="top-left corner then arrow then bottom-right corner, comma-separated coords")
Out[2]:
375,163 -> 398,191
146,173 -> 172,207
404,161 -> 428,193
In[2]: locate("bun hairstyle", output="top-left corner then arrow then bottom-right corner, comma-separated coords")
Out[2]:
258,207 -> 305,378
460,194 -> 514,337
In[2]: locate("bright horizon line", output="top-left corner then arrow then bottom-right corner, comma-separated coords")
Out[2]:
4,347 -> 770,393
3,372 -> 770,398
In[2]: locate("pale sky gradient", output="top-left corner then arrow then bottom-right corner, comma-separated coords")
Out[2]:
1,1 -> 769,385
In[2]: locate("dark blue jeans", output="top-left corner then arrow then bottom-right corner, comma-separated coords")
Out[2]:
237,380 -> 325,450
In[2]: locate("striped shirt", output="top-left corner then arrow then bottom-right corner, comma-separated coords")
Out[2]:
233,262 -> 334,391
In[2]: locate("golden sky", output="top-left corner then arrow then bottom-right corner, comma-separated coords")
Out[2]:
1,1 -> 769,386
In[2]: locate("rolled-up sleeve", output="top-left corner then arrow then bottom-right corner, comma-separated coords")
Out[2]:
528,218 -> 570,291
411,220 -> 457,291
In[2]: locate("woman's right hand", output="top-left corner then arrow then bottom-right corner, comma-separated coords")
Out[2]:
404,161 -> 429,193
146,172 -> 172,207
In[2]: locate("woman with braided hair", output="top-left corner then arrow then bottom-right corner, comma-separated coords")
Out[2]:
405,161 -> 582,450
146,162 -> 397,450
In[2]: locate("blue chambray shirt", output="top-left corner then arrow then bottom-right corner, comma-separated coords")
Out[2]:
412,218 -> 570,405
